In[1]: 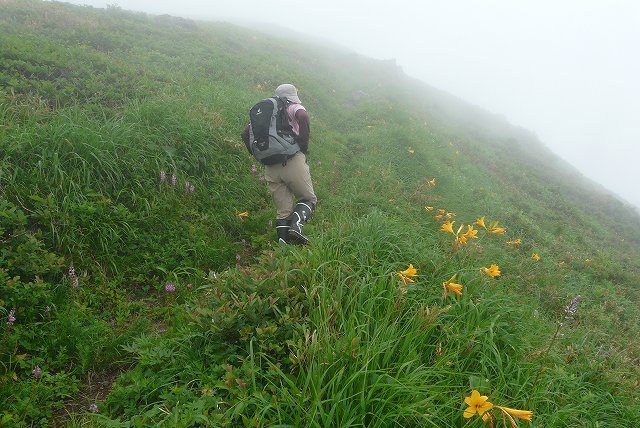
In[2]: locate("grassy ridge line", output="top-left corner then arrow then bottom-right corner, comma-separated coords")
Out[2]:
0,0 -> 638,425
337,108 -> 640,374
372,108 -> 640,389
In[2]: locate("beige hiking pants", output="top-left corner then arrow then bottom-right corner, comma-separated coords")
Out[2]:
265,152 -> 317,219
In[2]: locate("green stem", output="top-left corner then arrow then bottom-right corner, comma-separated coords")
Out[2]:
530,321 -> 562,398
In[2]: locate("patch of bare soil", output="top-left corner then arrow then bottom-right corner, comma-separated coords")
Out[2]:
51,365 -> 129,426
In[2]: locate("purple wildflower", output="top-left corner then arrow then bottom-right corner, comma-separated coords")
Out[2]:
235,254 -> 241,261
251,164 -> 257,174
89,403 -> 99,413
160,170 -> 167,183
165,283 -> 176,293
32,365 -> 42,378
69,265 -> 79,288
564,295 -> 582,320
259,175 -> 266,183
7,308 -> 16,326
184,181 -> 196,193
171,173 -> 177,187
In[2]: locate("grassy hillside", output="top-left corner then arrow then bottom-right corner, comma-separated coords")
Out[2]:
1,1 -> 639,426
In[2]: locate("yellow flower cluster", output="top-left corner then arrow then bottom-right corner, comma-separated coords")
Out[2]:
425,209 -> 510,285
433,213 -> 511,253
475,216 -> 506,236
395,264 -> 465,300
428,207 -> 535,268
420,196 -> 537,424
439,219 -> 480,253
464,389 -> 533,424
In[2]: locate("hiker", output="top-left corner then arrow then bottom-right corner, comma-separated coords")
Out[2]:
242,83 -> 317,244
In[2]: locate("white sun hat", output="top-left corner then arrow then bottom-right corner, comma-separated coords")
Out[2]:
275,83 -> 301,104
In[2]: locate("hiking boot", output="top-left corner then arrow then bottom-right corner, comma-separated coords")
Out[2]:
276,219 -> 290,244
288,201 -> 314,245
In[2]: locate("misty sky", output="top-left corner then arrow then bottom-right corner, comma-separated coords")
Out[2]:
66,0 -> 640,208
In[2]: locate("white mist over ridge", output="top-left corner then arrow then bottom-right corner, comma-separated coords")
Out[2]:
67,0 -> 640,209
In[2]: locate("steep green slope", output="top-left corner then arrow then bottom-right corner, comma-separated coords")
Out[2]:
1,1 -> 639,426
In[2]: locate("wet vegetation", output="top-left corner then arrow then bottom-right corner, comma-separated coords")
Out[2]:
1,1 -> 639,426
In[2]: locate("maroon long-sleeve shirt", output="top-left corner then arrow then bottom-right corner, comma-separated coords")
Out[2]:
241,108 -> 310,155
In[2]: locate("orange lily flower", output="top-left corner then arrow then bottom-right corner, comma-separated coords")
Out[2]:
495,406 -> 533,422
442,274 -> 463,297
463,390 -> 493,419
441,221 -> 455,235
481,264 -> 501,278
397,264 -> 417,285
474,216 -> 486,229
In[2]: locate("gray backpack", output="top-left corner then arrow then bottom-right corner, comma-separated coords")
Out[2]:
249,97 -> 300,165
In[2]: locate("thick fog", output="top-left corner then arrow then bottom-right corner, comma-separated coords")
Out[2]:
66,0 -> 640,209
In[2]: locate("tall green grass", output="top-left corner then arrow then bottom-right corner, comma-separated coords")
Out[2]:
1,0 -> 639,426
